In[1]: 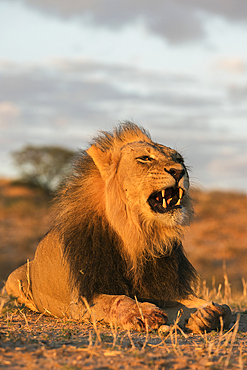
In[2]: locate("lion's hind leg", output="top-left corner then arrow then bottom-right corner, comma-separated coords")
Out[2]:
5,262 -> 38,312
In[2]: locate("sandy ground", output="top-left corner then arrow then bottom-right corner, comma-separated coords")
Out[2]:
0,307 -> 247,370
0,184 -> 247,369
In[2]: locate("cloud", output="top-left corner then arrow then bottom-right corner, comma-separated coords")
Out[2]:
0,59 -> 236,145
0,101 -> 21,127
214,58 -> 246,74
0,59 -> 246,191
15,0 -> 247,43
207,141 -> 247,190
1,60 -> 215,127
180,0 -> 247,23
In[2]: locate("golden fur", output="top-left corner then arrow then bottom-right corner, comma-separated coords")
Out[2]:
5,122 -> 232,332
86,124 -> 192,273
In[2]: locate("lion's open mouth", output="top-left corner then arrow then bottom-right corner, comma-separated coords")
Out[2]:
148,187 -> 185,214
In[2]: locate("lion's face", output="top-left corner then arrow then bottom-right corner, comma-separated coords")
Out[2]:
85,123 -> 193,266
116,141 -> 190,226
87,124 -> 192,245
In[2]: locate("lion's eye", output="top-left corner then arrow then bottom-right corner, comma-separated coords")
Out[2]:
136,156 -> 154,163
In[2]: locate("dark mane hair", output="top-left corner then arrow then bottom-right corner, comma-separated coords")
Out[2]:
53,123 -> 198,304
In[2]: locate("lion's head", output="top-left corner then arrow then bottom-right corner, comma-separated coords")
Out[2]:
86,122 -> 193,269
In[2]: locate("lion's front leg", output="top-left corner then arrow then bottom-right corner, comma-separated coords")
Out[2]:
185,302 -> 232,333
163,297 -> 232,333
84,294 -> 167,331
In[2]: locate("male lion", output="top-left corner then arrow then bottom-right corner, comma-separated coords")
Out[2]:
6,122 -> 231,333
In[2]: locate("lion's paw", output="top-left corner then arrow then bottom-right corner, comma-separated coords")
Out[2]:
137,302 -> 168,330
111,297 -> 167,331
185,302 -> 232,334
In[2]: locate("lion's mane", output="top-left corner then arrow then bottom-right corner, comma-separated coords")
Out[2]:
53,123 -> 198,304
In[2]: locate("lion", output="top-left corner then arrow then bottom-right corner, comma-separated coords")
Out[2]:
5,122 -> 231,333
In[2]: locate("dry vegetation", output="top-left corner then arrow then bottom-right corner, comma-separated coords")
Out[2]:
0,179 -> 247,369
0,290 -> 247,369
185,188 -> 247,294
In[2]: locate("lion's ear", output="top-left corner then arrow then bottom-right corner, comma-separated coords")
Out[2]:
87,145 -> 113,179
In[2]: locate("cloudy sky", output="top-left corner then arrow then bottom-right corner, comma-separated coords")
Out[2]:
1,0 -> 247,192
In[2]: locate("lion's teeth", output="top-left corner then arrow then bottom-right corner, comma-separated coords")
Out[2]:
179,188 -> 183,199
176,199 -> 181,206
162,198 -> 166,208
162,190 -> 165,198
167,198 -> 172,205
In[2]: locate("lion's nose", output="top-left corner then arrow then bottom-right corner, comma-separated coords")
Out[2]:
165,168 -> 185,182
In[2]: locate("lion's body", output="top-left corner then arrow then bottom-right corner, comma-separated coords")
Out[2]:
6,123 -> 231,332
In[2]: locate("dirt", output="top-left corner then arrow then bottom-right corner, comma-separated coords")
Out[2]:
0,183 -> 247,369
0,305 -> 247,370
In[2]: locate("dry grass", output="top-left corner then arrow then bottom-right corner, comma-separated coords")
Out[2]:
0,180 -> 247,368
185,189 -> 247,294
0,179 -> 50,288
0,281 -> 247,370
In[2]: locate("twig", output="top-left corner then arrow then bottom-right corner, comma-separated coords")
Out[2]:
141,318 -> 149,351
134,296 -> 144,322
134,296 -> 149,350
224,314 -> 240,368
109,321 -> 118,348
239,342 -> 243,370
215,315 -> 224,355
81,297 -> 101,345
169,311 -> 183,357
127,329 -> 136,349
20,310 -> 30,331
0,288 -> 8,315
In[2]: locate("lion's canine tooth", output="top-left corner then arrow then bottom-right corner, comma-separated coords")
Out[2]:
162,190 -> 165,198
176,199 -> 181,206
179,188 -> 183,199
162,198 -> 166,208
167,198 -> 172,205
